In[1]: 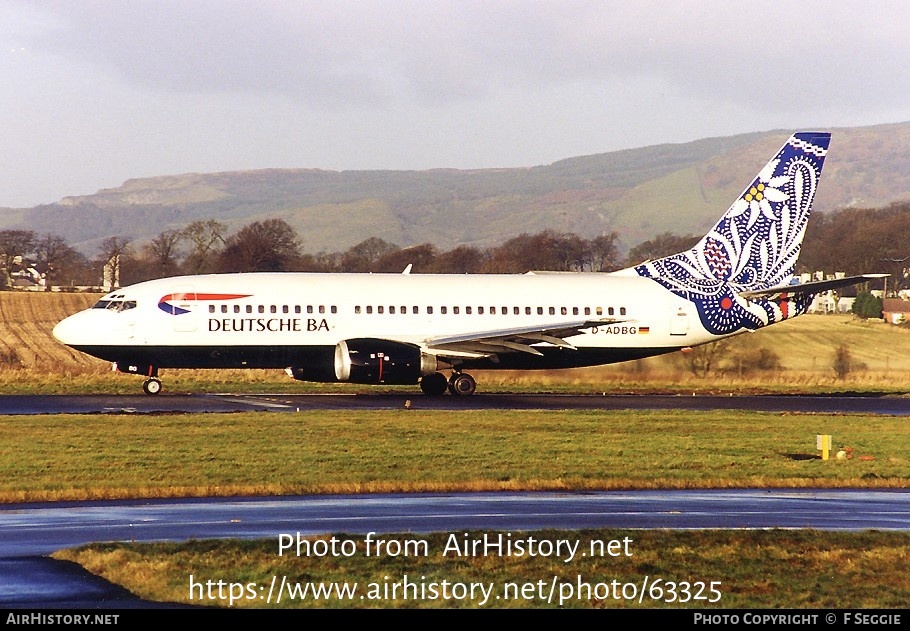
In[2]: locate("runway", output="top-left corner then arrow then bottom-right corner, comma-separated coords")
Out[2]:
3,489 -> 909,607
4,392 -> 910,415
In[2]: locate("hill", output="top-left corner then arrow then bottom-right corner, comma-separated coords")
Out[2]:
2,122 -> 909,254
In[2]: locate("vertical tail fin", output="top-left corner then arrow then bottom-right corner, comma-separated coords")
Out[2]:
633,132 -> 831,334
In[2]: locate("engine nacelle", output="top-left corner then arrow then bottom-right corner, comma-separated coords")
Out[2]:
334,338 -> 437,385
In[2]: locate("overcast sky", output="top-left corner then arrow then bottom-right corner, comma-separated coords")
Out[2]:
1,1 -> 909,208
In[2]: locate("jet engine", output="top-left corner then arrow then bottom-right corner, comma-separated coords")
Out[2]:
288,338 -> 437,385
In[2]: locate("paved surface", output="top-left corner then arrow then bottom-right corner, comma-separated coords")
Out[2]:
4,392 -> 910,415
2,489 -> 909,607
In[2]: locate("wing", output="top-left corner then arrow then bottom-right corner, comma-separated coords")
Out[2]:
423,318 -> 625,359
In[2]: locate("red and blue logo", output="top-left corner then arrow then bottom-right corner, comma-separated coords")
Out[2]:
158,293 -> 251,315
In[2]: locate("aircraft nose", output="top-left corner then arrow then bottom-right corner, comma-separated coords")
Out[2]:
53,312 -> 88,346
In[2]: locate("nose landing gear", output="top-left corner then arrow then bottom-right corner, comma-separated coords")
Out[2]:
142,377 -> 162,395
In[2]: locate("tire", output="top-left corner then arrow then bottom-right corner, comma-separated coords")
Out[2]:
447,373 -> 476,396
420,372 -> 448,396
143,377 -> 162,395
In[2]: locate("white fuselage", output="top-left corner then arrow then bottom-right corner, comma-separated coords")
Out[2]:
53,271 -> 714,374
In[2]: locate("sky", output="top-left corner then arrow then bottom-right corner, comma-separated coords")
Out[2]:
2,0 -> 909,208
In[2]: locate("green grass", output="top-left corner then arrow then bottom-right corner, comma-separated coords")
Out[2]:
54,530 -> 910,608
9,407 -> 908,610
1,409 -> 906,502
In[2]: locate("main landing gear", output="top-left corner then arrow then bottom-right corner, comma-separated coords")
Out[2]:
419,371 -> 477,396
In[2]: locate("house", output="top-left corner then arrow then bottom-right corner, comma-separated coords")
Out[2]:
882,298 -> 910,324
802,272 -> 857,314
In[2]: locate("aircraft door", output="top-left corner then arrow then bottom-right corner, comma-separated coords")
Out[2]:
170,286 -> 198,332
670,297 -> 690,336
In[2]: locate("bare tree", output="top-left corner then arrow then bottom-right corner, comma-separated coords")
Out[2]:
0,229 -> 36,288
145,229 -> 184,278
98,236 -> 131,291
182,220 -> 226,274
34,233 -> 78,290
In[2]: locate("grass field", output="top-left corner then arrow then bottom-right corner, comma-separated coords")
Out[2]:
54,530 -> 910,608
1,409 -> 906,502
9,407 -> 903,609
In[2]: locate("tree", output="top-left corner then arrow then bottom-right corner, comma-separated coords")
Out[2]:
851,291 -> 883,319
34,233 -> 78,291
98,236 -> 131,290
677,339 -> 730,378
182,220 -> 226,274
339,237 -> 399,272
145,229 -> 184,278
589,232 -> 621,272
832,344 -> 852,379
624,232 -> 700,266
0,229 -> 36,288
374,244 -> 438,273
428,245 -> 486,273
218,219 -> 302,272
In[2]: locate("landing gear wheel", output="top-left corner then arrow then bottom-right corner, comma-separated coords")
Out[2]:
420,372 -> 448,396
142,377 -> 162,396
448,372 -> 477,396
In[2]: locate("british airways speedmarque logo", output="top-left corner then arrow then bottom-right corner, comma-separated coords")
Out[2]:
158,293 -> 251,315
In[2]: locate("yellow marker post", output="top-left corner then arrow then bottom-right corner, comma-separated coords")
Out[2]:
816,434 -> 832,461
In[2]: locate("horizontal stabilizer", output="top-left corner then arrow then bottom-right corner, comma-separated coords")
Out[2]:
739,274 -> 888,301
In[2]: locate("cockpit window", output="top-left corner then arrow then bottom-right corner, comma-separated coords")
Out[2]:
91,299 -> 137,312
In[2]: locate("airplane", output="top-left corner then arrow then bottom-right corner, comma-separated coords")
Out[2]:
53,132 -> 884,396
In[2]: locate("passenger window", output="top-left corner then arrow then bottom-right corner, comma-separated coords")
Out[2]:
584,307 -> 591,316
441,306 -> 447,314
258,305 -> 265,314
608,307 -> 615,316
221,305 -> 228,313
282,305 -> 289,314
573,307 -> 579,316
355,306 -> 361,314
319,306 -> 326,314
549,307 -> 555,315
209,305 -> 215,313
620,307 -> 627,316
466,306 -> 472,315
234,305 -> 241,313
596,307 -> 603,316
453,306 -> 460,314
366,306 -> 373,314
525,307 -> 531,315
561,307 -> 567,315
331,306 -> 337,314
295,306 -> 301,314
307,305 -> 314,314
378,306 -> 384,314
427,306 -> 434,315
537,307 -> 543,315
389,306 -> 396,314
270,305 -> 277,314
514,307 -> 520,315
412,306 -> 419,314
478,307 -> 484,315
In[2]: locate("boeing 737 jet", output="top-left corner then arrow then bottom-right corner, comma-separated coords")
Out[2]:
53,132 -> 882,395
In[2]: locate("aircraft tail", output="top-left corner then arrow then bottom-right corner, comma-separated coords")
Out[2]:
631,132 -> 832,334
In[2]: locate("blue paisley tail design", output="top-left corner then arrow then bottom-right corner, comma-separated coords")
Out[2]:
633,132 -> 831,335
